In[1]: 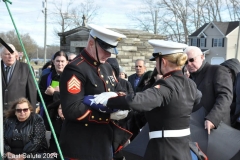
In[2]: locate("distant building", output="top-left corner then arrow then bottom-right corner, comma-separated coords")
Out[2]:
188,21 -> 240,64
58,23 -> 165,74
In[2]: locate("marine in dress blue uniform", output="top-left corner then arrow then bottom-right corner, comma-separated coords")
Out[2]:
94,40 -> 202,160
59,24 -> 132,160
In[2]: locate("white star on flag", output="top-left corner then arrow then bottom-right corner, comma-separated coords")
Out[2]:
89,99 -> 95,106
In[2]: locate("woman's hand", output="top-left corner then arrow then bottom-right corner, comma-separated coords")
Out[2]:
45,86 -> 55,95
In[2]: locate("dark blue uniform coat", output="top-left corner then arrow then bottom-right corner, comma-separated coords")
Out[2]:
59,50 -> 131,160
108,70 -> 202,160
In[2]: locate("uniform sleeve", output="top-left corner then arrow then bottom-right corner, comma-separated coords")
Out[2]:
205,66 -> 233,126
107,83 -> 173,112
26,66 -> 37,109
60,65 -> 110,123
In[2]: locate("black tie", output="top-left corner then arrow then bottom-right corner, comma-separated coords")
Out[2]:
5,66 -> 10,83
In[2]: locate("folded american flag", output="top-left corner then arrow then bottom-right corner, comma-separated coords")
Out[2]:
83,95 -> 118,113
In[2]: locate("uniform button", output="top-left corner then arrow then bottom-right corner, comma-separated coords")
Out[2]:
91,116 -> 94,119
99,118 -> 102,120
98,68 -> 100,71
106,119 -> 109,121
108,88 -> 111,91
112,84 -> 114,86
94,62 -> 97,65
106,80 -> 108,84
95,84 -> 97,87
85,123 -> 88,126
80,57 -> 83,59
101,75 -> 104,78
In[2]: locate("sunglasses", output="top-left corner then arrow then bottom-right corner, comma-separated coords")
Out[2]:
185,55 -> 200,65
16,108 -> 29,113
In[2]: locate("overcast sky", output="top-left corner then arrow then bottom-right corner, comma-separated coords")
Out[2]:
0,0 -> 143,47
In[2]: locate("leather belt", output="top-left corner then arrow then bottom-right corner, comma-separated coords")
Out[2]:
149,128 -> 190,139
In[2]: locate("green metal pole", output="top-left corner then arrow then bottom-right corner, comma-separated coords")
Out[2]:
2,1 -> 64,159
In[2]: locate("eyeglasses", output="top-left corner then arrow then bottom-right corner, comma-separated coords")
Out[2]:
16,108 -> 29,113
185,55 -> 200,65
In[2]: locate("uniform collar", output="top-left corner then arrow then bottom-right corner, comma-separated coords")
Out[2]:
163,69 -> 182,78
81,49 -> 100,67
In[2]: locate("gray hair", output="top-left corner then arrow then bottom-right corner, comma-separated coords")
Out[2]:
0,43 -> 16,55
183,46 -> 203,55
135,59 -> 146,66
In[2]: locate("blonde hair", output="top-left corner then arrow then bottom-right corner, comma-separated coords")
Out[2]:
163,52 -> 187,67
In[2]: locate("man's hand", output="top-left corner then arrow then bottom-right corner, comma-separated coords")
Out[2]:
205,120 -> 215,134
110,110 -> 129,120
94,92 -> 118,105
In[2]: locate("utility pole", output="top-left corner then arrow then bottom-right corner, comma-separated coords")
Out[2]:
37,48 -> 39,59
236,20 -> 240,59
154,10 -> 157,34
43,0 -> 47,64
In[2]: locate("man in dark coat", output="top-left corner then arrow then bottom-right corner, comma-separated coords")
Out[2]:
128,59 -> 146,93
184,46 -> 233,132
59,24 -> 132,160
220,58 -> 240,124
1,44 -> 37,112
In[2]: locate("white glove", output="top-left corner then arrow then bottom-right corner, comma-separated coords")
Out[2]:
94,92 -> 118,105
110,110 -> 129,120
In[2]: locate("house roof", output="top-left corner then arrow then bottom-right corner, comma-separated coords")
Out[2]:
189,21 -> 239,37
190,23 -> 209,36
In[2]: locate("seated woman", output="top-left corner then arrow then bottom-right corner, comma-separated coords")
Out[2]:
4,97 -> 49,160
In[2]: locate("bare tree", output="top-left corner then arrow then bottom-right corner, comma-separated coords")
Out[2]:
70,0 -> 101,27
49,0 -> 75,36
128,0 -> 235,43
226,0 -> 240,21
129,0 -> 162,34
0,30 -> 38,59
49,0 -> 100,36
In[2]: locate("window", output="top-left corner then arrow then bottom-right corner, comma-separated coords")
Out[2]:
212,38 -> 224,47
218,38 -> 222,47
200,38 -> 206,47
192,39 -> 197,46
213,39 -> 218,47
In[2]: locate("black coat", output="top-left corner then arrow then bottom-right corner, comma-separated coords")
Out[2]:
191,62 -> 233,126
108,70 -> 202,160
128,73 -> 143,93
4,113 -> 48,154
37,69 -> 61,107
1,60 -> 37,111
59,50 -> 132,160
